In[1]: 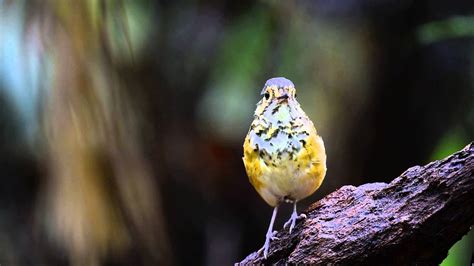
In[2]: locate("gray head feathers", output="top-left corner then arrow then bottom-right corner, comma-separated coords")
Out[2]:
261,77 -> 294,95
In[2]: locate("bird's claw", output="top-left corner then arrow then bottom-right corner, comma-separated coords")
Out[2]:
284,213 -> 307,233
258,230 -> 279,259
270,230 -> 279,240
283,217 -> 295,233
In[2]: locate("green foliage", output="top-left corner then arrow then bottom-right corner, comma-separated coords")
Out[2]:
106,0 -> 154,62
417,16 -> 474,45
441,229 -> 474,266
433,129 -> 472,265
430,128 -> 468,160
197,7 -> 271,141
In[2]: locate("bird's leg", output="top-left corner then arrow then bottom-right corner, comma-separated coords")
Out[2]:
258,205 -> 279,259
283,201 -> 305,233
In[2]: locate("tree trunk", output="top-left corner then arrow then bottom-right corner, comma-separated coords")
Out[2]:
238,142 -> 474,265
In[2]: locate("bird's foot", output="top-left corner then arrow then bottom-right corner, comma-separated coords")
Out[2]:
283,212 -> 306,233
258,230 -> 279,259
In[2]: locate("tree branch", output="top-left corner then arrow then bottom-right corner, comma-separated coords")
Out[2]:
238,142 -> 474,265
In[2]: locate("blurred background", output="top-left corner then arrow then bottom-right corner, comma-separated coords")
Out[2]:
0,0 -> 473,265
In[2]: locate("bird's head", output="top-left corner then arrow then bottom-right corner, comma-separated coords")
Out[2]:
254,77 -> 298,118
260,77 -> 297,104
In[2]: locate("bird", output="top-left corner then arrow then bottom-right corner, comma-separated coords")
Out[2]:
243,77 -> 327,258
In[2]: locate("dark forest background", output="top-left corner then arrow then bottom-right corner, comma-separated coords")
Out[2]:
0,0 -> 473,265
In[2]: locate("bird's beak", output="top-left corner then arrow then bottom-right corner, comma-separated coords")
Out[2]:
277,94 -> 289,102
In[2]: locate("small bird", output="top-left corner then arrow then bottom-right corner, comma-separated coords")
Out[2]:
243,77 -> 327,258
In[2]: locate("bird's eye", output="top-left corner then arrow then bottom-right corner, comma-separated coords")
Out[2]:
295,93 -> 297,98
264,92 -> 270,100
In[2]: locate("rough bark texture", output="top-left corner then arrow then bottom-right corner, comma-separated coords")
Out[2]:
238,142 -> 474,265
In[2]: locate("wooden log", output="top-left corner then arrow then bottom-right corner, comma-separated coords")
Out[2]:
238,142 -> 474,265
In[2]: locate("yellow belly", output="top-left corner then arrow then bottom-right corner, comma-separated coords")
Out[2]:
243,133 -> 327,207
